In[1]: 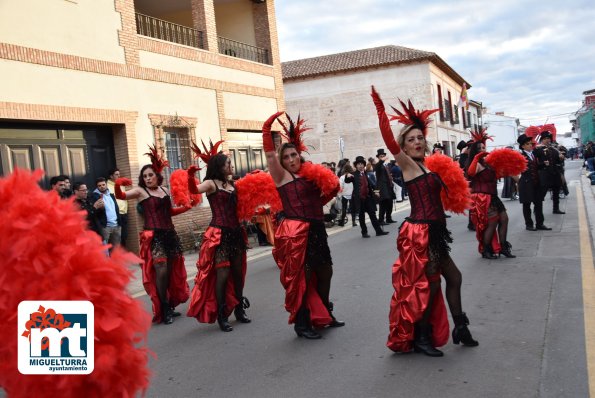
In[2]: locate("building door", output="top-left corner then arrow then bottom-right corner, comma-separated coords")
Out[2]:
226,131 -> 266,177
0,123 -> 115,188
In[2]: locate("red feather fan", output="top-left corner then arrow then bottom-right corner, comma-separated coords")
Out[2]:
277,114 -> 311,154
235,170 -> 282,222
388,99 -> 440,136
298,162 -> 340,204
485,148 -> 528,178
144,145 -> 169,174
425,154 -> 471,214
169,168 -> 202,208
0,169 -> 151,398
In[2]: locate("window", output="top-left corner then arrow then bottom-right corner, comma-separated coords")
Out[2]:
437,84 -> 444,121
162,127 -> 193,185
452,104 -> 460,125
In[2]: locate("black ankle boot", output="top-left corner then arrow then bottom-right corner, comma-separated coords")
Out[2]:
482,245 -> 498,259
452,313 -> 479,346
500,241 -> 516,258
162,301 -> 173,325
234,296 -> 251,323
326,302 -> 345,328
294,308 -> 321,339
413,324 -> 443,357
217,304 -> 233,332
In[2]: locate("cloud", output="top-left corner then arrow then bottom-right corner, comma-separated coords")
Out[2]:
276,0 -> 595,142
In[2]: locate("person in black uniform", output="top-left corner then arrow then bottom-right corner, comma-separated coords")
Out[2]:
517,134 -> 551,231
533,131 -> 565,214
374,148 -> 397,225
352,155 -> 389,238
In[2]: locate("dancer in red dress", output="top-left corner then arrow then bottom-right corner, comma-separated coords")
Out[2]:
371,87 -> 478,356
262,112 -> 344,339
466,130 -> 526,259
186,141 -> 251,332
115,146 -> 190,325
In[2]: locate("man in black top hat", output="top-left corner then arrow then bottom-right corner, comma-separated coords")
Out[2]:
533,130 -> 565,214
374,148 -> 397,225
517,134 -> 551,231
352,155 -> 388,238
432,143 -> 445,154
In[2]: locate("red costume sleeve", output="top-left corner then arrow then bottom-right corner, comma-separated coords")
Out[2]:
170,205 -> 190,216
187,165 -> 200,194
485,148 -> 528,178
466,152 -> 488,177
425,153 -> 471,214
262,111 -> 284,152
114,177 -> 132,200
371,86 -> 401,155
235,170 -> 282,222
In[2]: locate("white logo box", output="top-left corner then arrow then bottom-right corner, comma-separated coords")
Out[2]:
18,300 -> 94,375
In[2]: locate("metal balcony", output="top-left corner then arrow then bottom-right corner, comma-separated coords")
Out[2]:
135,12 -> 203,49
218,36 -> 270,65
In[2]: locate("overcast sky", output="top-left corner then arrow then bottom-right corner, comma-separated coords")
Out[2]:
275,0 -> 594,146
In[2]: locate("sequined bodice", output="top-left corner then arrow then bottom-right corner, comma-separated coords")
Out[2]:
277,177 -> 324,221
207,188 -> 240,228
470,167 -> 497,195
140,189 -> 174,230
405,172 -> 446,222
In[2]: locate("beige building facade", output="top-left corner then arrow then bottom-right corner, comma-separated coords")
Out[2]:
282,46 -> 472,163
0,0 -> 284,252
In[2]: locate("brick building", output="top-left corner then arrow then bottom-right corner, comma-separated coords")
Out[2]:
0,0 -> 285,252
282,45 -> 472,163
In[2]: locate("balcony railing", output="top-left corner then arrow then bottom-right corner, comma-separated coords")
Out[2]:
135,12 -> 203,49
218,36 -> 270,65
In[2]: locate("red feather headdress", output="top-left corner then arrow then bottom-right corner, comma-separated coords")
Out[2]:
470,128 -> 493,144
190,139 -> 224,165
388,99 -> 440,137
144,145 -> 169,174
277,114 -> 310,154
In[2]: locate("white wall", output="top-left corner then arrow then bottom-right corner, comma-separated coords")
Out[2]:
483,113 -> 520,150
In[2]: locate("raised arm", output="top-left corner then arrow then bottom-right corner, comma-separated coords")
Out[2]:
262,111 -> 286,185
370,86 -> 414,171
466,152 -> 488,177
115,177 -> 142,200
187,165 -> 216,195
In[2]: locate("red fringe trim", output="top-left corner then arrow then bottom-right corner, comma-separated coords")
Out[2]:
170,169 -> 202,207
485,148 -> 528,178
0,169 -> 151,398
298,162 -> 340,204
425,154 -> 471,214
235,171 -> 283,222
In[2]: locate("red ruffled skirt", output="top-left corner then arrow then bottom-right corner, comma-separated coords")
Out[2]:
470,193 -> 501,254
139,230 -> 190,323
387,221 -> 449,352
272,218 -> 332,328
186,226 -> 247,323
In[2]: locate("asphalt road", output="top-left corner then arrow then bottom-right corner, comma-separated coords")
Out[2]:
140,160 -> 591,398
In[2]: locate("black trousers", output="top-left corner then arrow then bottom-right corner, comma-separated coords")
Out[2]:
522,201 -> 544,227
357,197 -> 382,235
119,213 -> 128,248
378,198 -> 394,223
340,197 -> 356,224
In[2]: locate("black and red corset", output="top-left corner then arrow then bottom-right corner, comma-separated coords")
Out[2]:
470,167 -> 497,195
277,178 -> 324,221
207,189 -> 240,228
405,172 -> 446,222
140,195 -> 175,230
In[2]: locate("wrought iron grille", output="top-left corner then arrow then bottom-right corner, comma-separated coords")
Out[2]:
135,12 -> 203,49
218,36 -> 270,65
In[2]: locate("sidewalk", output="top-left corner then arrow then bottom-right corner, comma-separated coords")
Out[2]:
127,200 -> 411,297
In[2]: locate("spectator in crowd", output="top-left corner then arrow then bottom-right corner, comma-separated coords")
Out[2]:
107,168 -> 129,248
557,145 -> 570,197
584,141 -> 594,172
338,163 -> 357,227
366,157 -> 377,186
433,142 -> 445,154
92,177 -> 122,252
73,181 -> 101,235
60,175 -> 73,198
336,158 -> 349,177
390,160 -> 404,202
49,175 -> 66,196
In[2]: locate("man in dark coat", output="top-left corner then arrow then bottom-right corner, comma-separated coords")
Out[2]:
517,134 -> 551,231
374,148 -> 397,225
533,130 -> 565,214
352,156 -> 388,238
